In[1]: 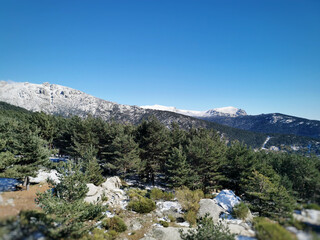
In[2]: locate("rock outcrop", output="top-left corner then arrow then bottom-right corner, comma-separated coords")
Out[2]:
84,176 -> 127,208
198,199 -> 226,223
29,169 -> 60,184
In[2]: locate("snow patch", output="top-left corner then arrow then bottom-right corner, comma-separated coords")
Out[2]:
214,190 -> 241,213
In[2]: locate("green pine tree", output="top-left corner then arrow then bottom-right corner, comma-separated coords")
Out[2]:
242,170 -> 295,219
83,146 -> 104,186
186,128 -> 226,193
36,163 -> 106,239
136,117 -> 170,184
165,146 -> 190,188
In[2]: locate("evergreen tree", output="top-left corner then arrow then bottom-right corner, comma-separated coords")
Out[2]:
83,146 -> 104,186
186,128 -> 226,193
36,163 -> 106,239
0,119 -> 50,180
221,141 -> 257,194
110,132 -> 140,176
136,117 -> 170,184
242,170 -> 294,219
70,116 -> 99,159
165,146 -> 190,188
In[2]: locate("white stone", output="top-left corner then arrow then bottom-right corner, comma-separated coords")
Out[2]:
29,169 -> 60,184
214,190 -> 241,213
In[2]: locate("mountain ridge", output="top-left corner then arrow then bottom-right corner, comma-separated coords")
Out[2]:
0,81 -> 319,154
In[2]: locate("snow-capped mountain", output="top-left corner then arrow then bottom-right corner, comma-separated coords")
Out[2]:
0,81 -> 319,154
140,105 -> 247,118
0,81 -> 147,123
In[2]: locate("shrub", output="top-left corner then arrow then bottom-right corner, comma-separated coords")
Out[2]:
128,188 -> 148,200
81,228 -> 117,240
232,202 -> 249,220
184,210 -> 197,226
127,197 -> 156,214
150,188 -> 174,201
175,186 -> 204,212
159,220 -> 169,227
168,214 -> 176,222
303,203 -> 320,211
180,214 -> 235,240
254,217 -> 296,240
102,216 -> 127,233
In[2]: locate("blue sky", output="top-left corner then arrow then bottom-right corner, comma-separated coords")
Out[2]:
1,0 -> 319,120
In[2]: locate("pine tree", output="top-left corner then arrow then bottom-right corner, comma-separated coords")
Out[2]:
186,128 -> 226,193
165,146 -> 190,188
111,132 -> 140,176
83,146 -> 104,186
136,117 -> 170,184
242,170 -> 294,219
36,163 -> 106,239
70,116 -> 99,159
222,141 -> 257,194
0,119 -> 50,181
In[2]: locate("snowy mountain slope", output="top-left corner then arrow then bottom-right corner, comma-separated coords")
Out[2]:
0,81 -> 147,122
0,81 -> 319,154
140,104 -> 247,118
201,113 -> 320,140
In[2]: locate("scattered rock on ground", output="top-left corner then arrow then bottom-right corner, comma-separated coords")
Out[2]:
223,221 -> 255,237
147,227 -> 190,240
156,201 -> 183,219
198,199 -> 226,223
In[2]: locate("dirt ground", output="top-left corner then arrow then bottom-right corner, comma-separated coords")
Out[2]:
0,183 -> 49,220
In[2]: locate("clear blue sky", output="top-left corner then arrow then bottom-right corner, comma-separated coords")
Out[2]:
1,0 -> 319,120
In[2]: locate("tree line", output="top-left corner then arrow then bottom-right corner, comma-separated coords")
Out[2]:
0,102 -> 320,220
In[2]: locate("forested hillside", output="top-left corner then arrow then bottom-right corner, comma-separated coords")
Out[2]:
1,101 -> 320,239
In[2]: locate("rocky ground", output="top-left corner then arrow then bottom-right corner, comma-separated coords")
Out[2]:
1,170 -> 320,240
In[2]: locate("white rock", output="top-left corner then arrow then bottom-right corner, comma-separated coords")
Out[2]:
101,176 -> 122,190
214,190 -> 241,213
198,199 -> 226,223
29,169 -> 60,184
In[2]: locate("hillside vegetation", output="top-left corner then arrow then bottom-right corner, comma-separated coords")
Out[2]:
0,101 -> 320,239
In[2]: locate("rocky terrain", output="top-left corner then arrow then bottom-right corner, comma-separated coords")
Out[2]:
3,170 -> 319,240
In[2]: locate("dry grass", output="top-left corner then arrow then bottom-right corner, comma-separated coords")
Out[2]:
0,183 -> 49,220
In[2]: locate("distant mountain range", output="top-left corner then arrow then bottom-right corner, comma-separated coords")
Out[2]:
141,105 -> 320,140
140,105 -> 247,118
0,81 -> 319,154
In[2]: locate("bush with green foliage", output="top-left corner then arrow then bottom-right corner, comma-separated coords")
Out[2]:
80,228 -> 117,240
127,196 -> 156,214
232,202 -> 250,220
175,186 -> 204,226
303,203 -> 320,211
159,220 -> 169,227
254,217 -> 296,240
180,214 -> 235,240
150,188 -> 174,201
102,216 -> 127,233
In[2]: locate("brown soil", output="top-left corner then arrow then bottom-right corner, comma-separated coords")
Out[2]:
0,183 -> 49,220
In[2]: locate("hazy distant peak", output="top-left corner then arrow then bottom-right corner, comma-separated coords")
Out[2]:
140,104 -> 247,118
206,106 -> 247,117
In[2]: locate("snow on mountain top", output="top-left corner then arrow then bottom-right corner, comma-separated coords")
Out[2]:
141,104 -> 247,118
213,106 -> 242,115
0,81 -> 145,119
